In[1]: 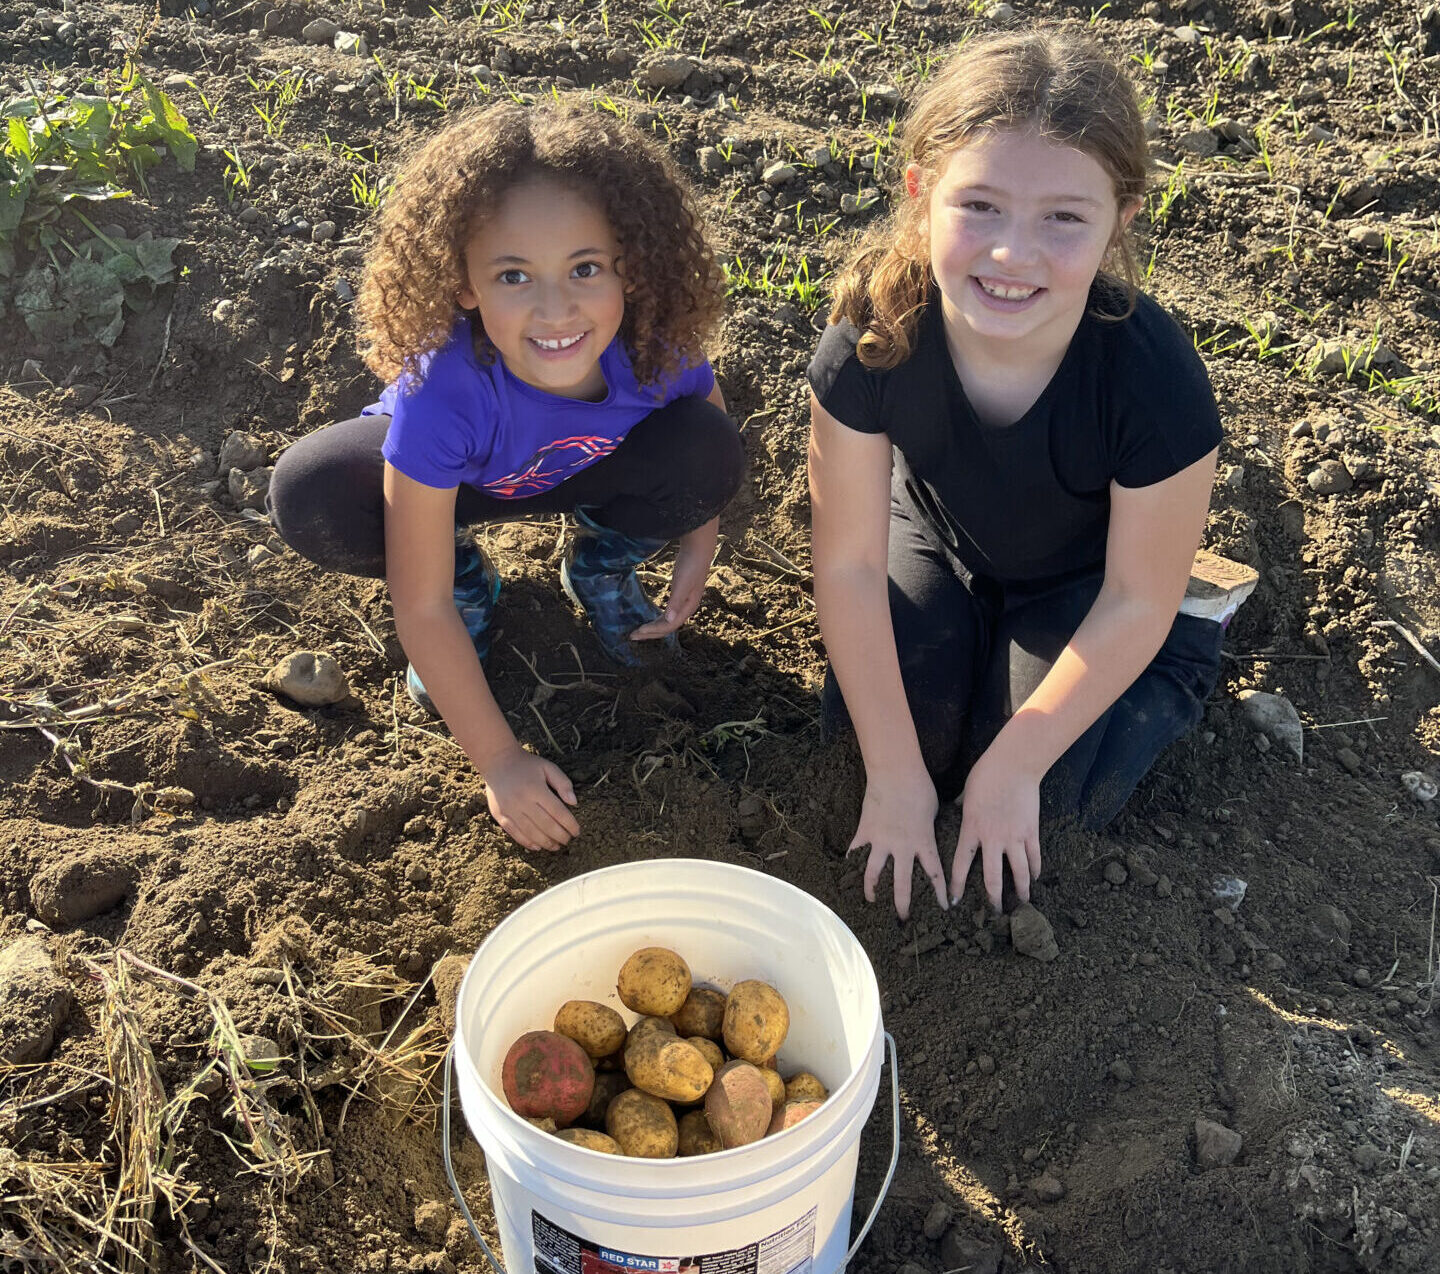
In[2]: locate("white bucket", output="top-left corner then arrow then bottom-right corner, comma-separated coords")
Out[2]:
448,858 -> 896,1274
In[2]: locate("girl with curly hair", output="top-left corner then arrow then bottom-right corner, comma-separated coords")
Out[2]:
808,26 -> 1231,920
270,103 -> 740,852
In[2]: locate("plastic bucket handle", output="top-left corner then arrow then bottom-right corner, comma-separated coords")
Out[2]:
442,1031 -> 901,1274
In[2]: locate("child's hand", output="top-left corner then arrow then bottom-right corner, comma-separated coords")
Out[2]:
948,751 -> 1041,912
631,516 -> 720,641
850,768 -> 948,921
481,745 -> 580,851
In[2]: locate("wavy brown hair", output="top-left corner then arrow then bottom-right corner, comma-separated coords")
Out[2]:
830,25 -> 1148,369
357,102 -> 725,387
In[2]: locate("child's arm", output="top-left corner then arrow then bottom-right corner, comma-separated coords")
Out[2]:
384,463 -> 579,851
809,394 -> 949,921
949,447 -> 1219,910
631,380 -> 729,642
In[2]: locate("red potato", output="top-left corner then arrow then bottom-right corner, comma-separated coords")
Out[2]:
704,1060 -> 773,1149
766,1098 -> 824,1136
501,1030 -> 595,1127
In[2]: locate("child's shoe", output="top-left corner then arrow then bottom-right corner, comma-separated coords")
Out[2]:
560,507 -> 677,666
406,535 -> 502,714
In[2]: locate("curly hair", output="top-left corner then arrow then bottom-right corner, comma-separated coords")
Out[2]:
830,25 -> 1148,370
357,102 -> 725,388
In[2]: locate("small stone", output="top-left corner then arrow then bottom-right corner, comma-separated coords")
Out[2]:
1125,853 -> 1160,888
333,30 -> 368,56
302,17 -> 340,43
1194,1118 -> 1242,1169
31,852 -> 136,927
1307,459 -> 1353,495
0,937 -> 74,1064
1156,875 -> 1173,898
1336,747 -> 1363,776
641,54 -> 693,90
212,298 -> 234,322
1032,1171 -> 1066,1203
1303,123 -> 1336,144
405,862 -> 431,886
985,2 -> 1014,21
311,220 -> 336,243
228,466 -> 272,512
238,1034 -> 283,1070
1177,128 -> 1219,158
977,1053 -> 996,1076
697,146 -> 725,176
939,1233 -> 1001,1274
1347,225 -> 1385,251
861,83 -> 901,109
921,1201 -> 953,1241
1109,1059 -> 1135,1084
1103,860 -> 1128,886
265,651 -> 350,707
218,430 -> 267,473
1238,690 -> 1303,762
414,1200 -> 448,1243
1305,903 -> 1351,957
246,544 -> 275,567
261,9 -> 283,34
1401,771 -> 1437,803
238,206 -> 262,224
840,189 -> 881,214
1173,24 -> 1201,43
1009,904 -> 1059,962
736,794 -> 768,840
762,161 -> 797,186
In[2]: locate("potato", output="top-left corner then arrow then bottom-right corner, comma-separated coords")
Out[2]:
688,1036 -> 724,1072
722,981 -> 790,1065
554,1127 -> 622,1154
757,1065 -> 786,1109
704,1060 -> 773,1149
584,1070 -> 632,1128
617,948 -> 692,1017
670,987 -> 726,1039
501,1030 -> 594,1127
784,1071 -> 828,1103
767,1098 -> 824,1136
606,1088 -> 679,1158
625,1030 -> 714,1104
626,1015 -> 677,1048
677,1109 -> 722,1157
554,1000 -> 628,1060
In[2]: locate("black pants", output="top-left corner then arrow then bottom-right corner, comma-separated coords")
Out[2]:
268,396 -> 744,577
824,501 -> 1224,828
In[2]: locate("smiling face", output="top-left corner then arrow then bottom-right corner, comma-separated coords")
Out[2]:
919,128 -> 1138,361
457,177 -> 626,400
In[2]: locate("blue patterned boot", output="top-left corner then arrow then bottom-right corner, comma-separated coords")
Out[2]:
560,507 -> 677,666
406,535 -> 502,714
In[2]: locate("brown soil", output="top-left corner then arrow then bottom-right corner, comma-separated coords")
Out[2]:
3,2 -> 1440,1272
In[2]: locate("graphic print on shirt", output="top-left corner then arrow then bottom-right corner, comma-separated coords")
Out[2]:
485,434 -> 623,497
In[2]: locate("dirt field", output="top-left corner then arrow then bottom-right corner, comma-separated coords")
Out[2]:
3,1 -> 1440,1271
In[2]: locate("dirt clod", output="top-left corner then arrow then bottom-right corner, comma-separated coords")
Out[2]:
0,936 -> 72,1064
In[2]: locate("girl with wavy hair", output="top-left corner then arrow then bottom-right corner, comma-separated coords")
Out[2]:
808,26 -> 1228,919
270,103 -> 739,852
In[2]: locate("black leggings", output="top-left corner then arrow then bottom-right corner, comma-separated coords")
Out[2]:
824,501 -> 1224,828
268,396 -> 744,577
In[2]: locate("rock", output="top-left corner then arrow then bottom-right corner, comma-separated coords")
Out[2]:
1401,771 -> 1437,803
840,189 -> 881,214
697,146 -> 725,176
311,220 -> 336,243
736,793 -> 769,840
1109,1059 -> 1134,1084
1173,24 -> 1201,42
984,2 -> 1014,21
431,954 -> 469,1036
1009,904 -> 1059,962
31,851 -> 136,927
1033,1171 -> 1066,1203
1238,690 -> 1303,762
265,651 -> 350,706
921,1201 -> 953,1241
939,1232 -> 1001,1274
414,1200 -> 449,1244
761,161 -> 797,186
212,298 -> 234,322
334,31 -> 368,57
1177,128 -> 1218,158
1307,459 -> 1353,495
405,862 -> 431,885
1103,860 -> 1128,886
1348,225 -> 1385,251
1125,853 -> 1160,887
302,17 -> 340,43
218,430 -> 267,473
238,1034 -> 283,1070
862,83 -> 901,109
1194,1118 -> 1242,1169
641,54 -> 693,90
1336,747 -> 1363,776
1305,903 -> 1351,957
246,544 -> 275,567
261,9 -> 283,34
228,466 -> 272,512
0,937 -> 73,1064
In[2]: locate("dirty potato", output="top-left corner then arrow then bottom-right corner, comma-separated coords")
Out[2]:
688,1036 -> 724,1071
704,1060 -> 773,1149
766,1098 -> 824,1136
554,1000 -> 628,1060
584,1070 -> 632,1128
669,987 -> 727,1039
757,1065 -> 786,1109
784,1071 -> 828,1103
554,1127 -> 622,1154
617,947 -> 692,1017
677,1109 -> 722,1157
606,1088 -> 679,1158
625,1029 -> 714,1104
722,980 -> 790,1065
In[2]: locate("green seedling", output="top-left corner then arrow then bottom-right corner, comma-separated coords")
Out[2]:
220,146 -> 251,201
1146,161 -> 1188,228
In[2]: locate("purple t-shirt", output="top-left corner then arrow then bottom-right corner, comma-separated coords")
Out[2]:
369,318 -> 714,497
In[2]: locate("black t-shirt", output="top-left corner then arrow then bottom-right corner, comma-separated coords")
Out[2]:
807,285 -> 1222,583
